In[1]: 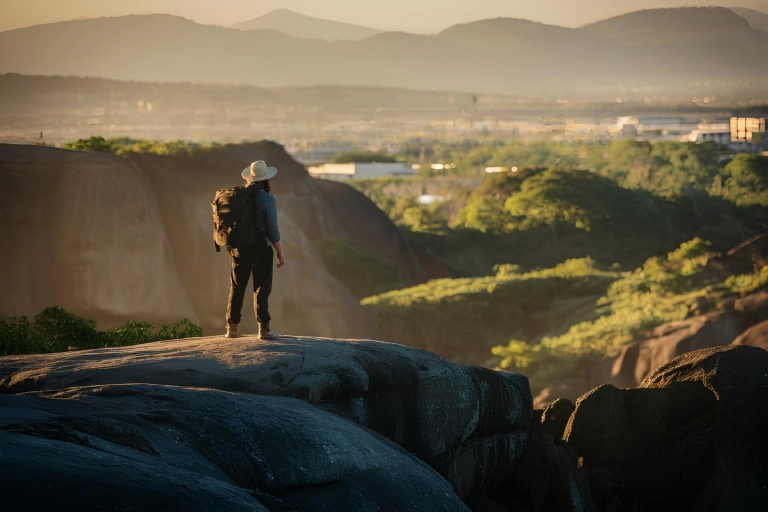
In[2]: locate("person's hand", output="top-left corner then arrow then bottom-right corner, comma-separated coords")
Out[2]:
272,241 -> 286,268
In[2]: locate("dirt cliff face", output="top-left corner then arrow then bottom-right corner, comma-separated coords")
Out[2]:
0,142 -> 440,336
0,144 -> 197,326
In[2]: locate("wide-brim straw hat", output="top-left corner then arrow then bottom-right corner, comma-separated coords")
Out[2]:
241,160 -> 278,182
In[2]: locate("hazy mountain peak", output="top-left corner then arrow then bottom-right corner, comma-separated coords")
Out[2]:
731,7 -> 768,32
0,13 -> 201,34
1,7 -> 766,97
439,17 -> 575,36
582,6 -> 751,35
233,9 -> 385,41
579,6 -> 764,48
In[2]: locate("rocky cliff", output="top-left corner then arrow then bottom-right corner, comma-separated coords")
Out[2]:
0,335 -> 532,511
2,336 -> 767,510
534,290 -> 768,408
0,143 -> 444,337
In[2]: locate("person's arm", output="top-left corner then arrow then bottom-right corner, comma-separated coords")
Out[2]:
273,240 -> 285,268
264,194 -> 284,268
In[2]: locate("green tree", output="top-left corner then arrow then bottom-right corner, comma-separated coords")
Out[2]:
716,154 -> 768,207
503,169 -> 668,238
455,169 -> 540,232
597,140 -> 721,197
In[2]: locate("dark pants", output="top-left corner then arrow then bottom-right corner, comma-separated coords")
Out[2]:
226,244 -> 273,326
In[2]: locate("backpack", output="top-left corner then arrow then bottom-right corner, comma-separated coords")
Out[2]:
211,186 -> 262,251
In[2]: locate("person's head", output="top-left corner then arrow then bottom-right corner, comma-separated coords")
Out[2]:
241,160 -> 277,190
249,179 -> 271,193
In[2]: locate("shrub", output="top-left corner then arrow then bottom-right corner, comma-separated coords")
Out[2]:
362,258 -> 620,364
0,307 -> 202,356
32,306 -> 100,351
490,238 -> 759,393
63,136 -> 114,152
63,137 -> 221,157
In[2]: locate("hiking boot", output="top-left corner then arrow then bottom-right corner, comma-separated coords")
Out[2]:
258,323 -> 280,340
225,324 -> 239,338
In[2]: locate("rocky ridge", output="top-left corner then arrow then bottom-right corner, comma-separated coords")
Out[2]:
535,288 -> 768,409
2,335 -> 767,510
0,335 -> 531,510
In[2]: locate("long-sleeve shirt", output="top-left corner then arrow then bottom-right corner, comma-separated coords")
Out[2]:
252,187 -> 281,244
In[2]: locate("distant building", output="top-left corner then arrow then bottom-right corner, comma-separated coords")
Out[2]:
617,124 -> 638,139
615,116 -> 697,139
688,129 -> 731,145
726,117 -> 767,152
418,194 -> 447,205
308,162 -> 415,181
485,166 -> 518,173
730,117 -> 766,144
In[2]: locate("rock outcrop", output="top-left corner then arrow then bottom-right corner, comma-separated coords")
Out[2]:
535,290 -> 768,407
0,143 -> 447,337
2,384 -> 467,511
497,408 -> 594,512
609,291 -> 768,389
3,336 -> 768,510
558,345 -> 768,511
0,335 -> 532,510
731,318 -> 768,350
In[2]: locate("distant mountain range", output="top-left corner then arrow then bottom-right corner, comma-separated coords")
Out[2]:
233,9 -> 384,41
0,7 -> 766,99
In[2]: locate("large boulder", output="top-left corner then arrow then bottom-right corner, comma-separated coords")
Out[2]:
541,398 -> 575,441
641,345 -> 768,511
535,290 -> 768,408
0,335 -> 532,509
609,310 -> 743,388
1,384 -> 468,511
562,345 -> 768,511
494,410 -> 594,512
731,319 -> 768,350
610,291 -> 768,389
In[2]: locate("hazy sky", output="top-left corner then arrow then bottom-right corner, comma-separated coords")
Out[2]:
2,0 -> 767,33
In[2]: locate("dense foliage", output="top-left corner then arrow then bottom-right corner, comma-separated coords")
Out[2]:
0,306 -> 202,356
63,136 -> 222,157
492,238 -> 768,391
363,236 -> 767,391
716,153 -> 768,207
351,140 -> 766,276
362,258 -> 620,364
458,168 -> 670,235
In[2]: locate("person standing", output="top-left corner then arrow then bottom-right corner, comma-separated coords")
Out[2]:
216,160 -> 285,339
